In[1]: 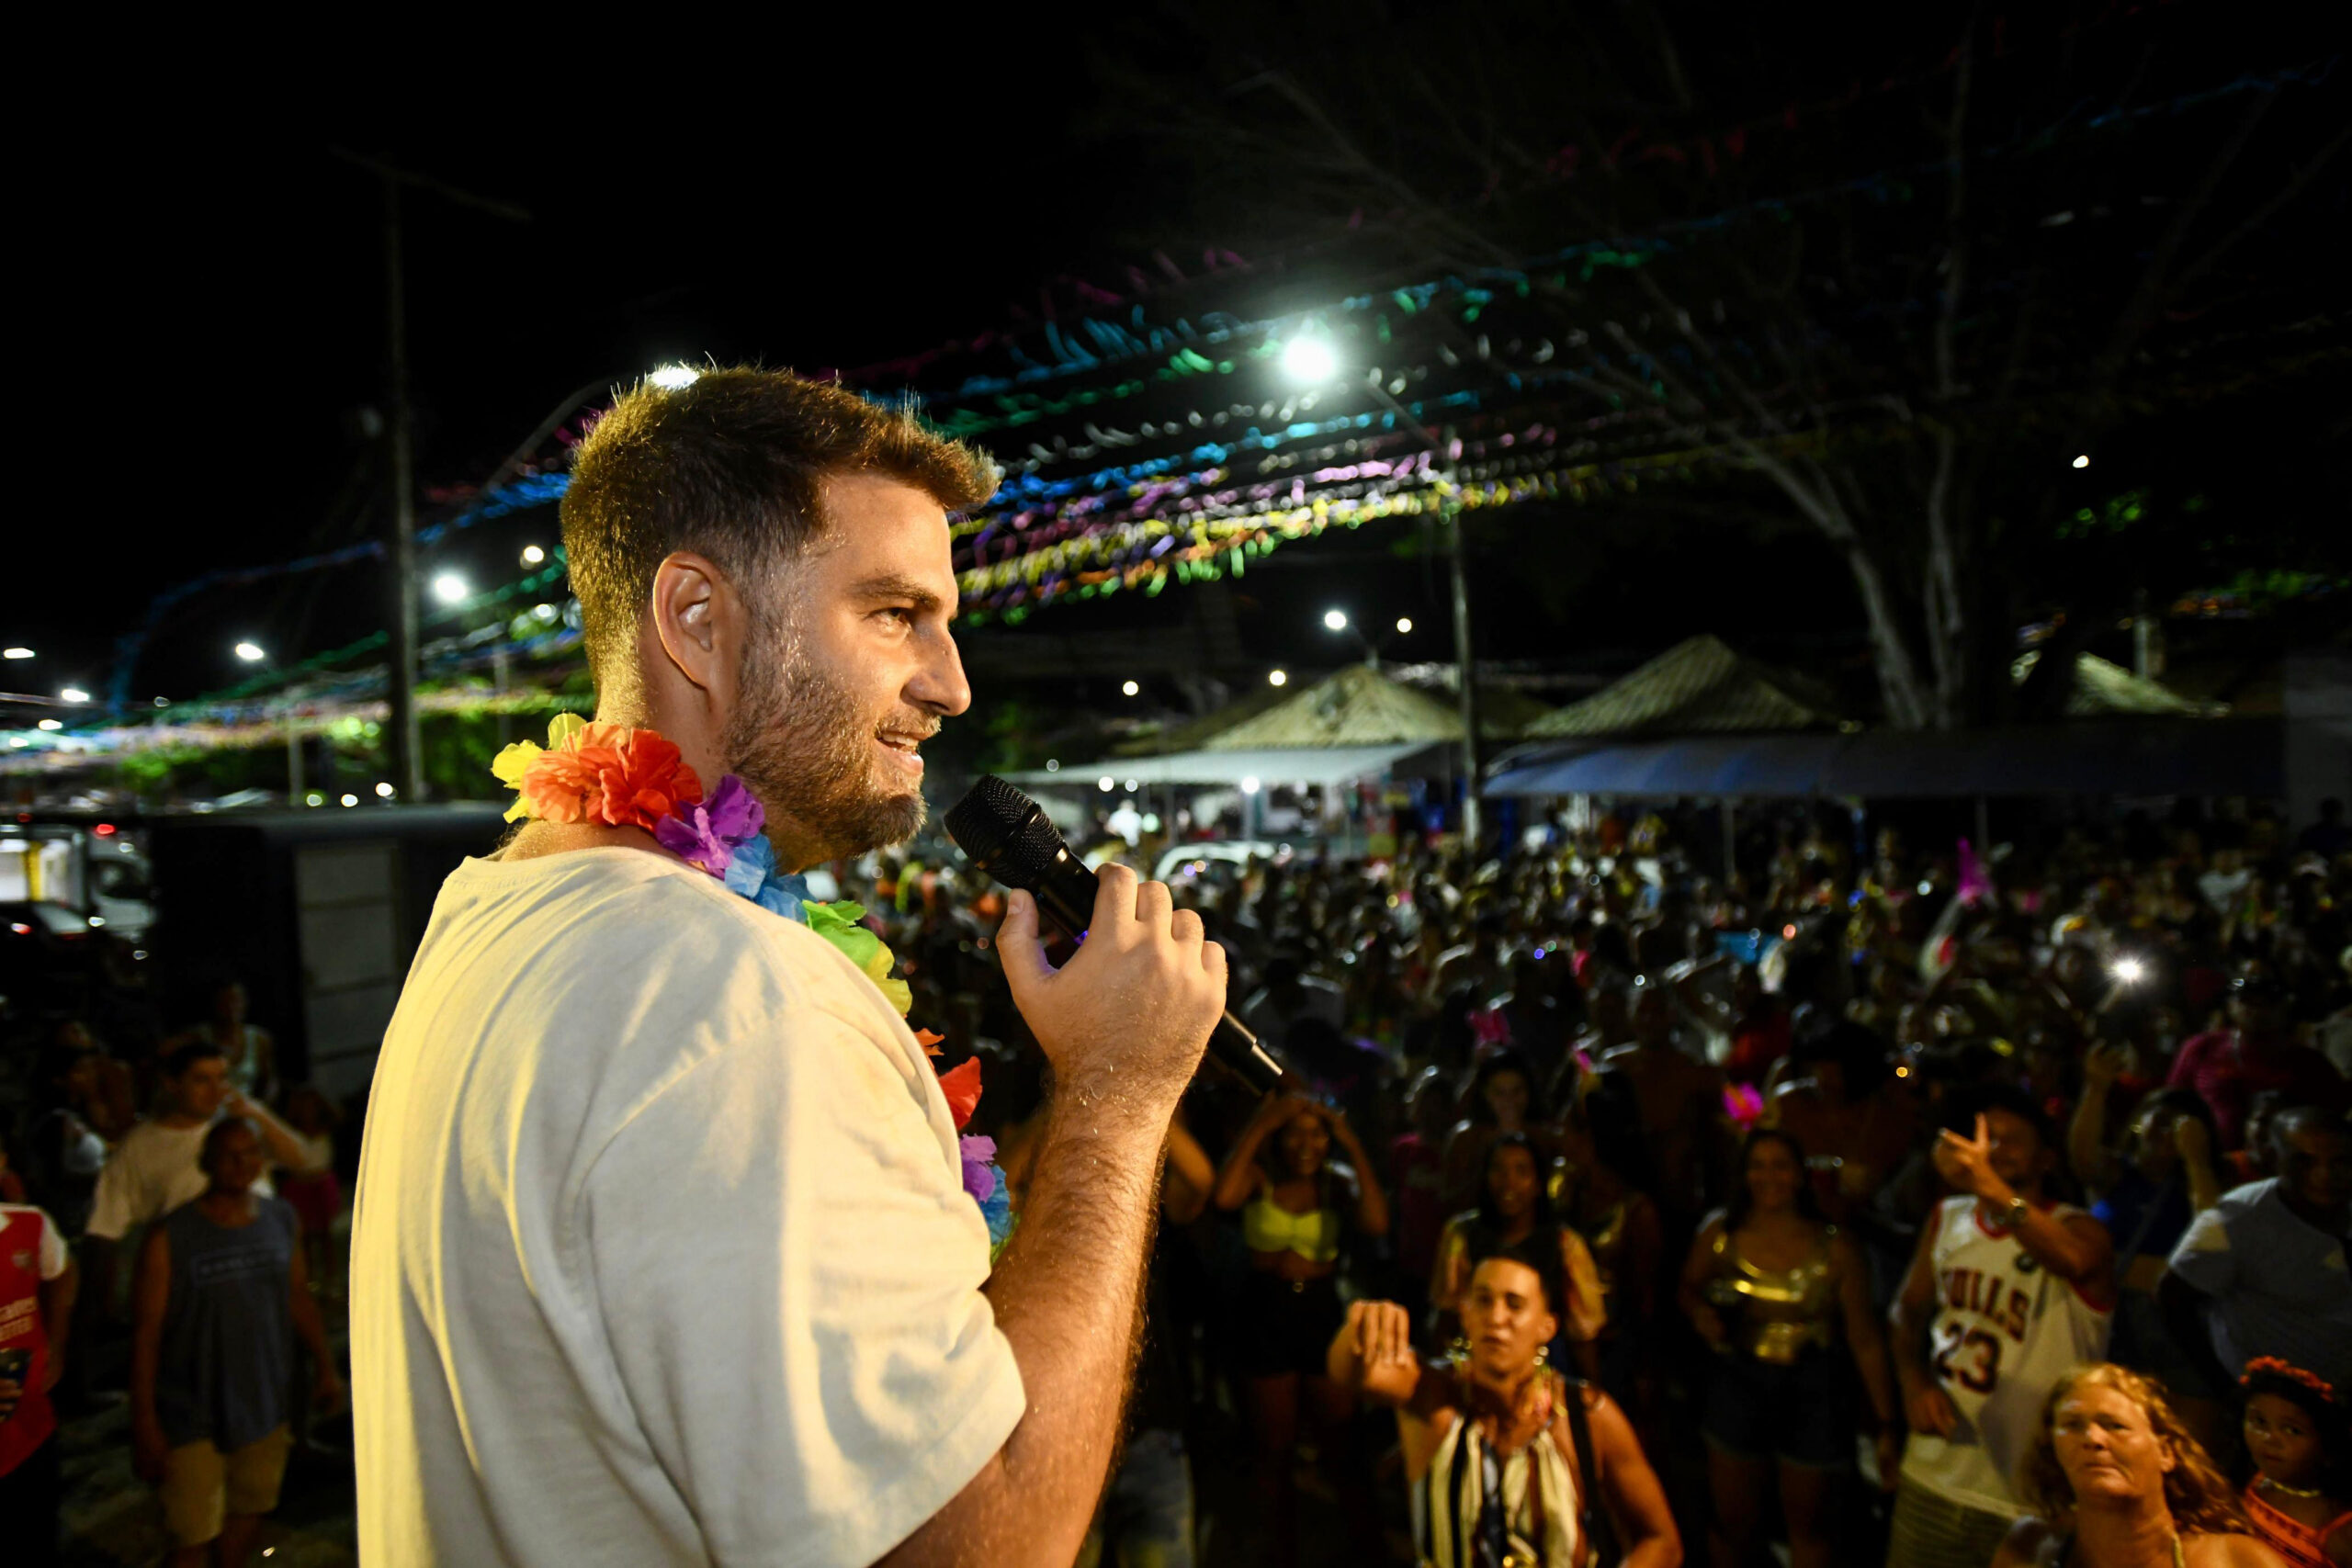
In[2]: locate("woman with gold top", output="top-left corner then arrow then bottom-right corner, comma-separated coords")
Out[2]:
1214,1092 -> 1389,1565
1327,1237 -> 1682,1567
1431,1134 -> 1607,1380
1678,1127 -> 1900,1568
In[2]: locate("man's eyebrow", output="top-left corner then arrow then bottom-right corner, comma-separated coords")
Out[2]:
849,573 -> 949,615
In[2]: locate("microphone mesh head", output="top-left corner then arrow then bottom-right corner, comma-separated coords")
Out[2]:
944,775 -> 1071,889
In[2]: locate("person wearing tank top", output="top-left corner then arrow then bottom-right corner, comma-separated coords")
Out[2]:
130,1119 -> 340,1568
1213,1092 -> 1389,1564
1889,1089 -> 2117,1568
2235,1359 -> 2352,1568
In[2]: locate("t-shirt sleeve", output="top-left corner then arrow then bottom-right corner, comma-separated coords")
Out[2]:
2166,1197 -> 2239,1295
35,1208 -> 68,1280
582,1009 -> 1025,1568
83,1148 -> 140,1241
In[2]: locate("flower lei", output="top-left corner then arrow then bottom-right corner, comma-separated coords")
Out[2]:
495,714 -> 1014,1259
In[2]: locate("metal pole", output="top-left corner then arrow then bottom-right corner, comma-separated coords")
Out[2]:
384,173 -> 424,803
288,720 -> 302,806
1447,503 -> 1481,851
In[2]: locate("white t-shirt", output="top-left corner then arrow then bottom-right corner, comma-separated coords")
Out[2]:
0,1203 -> 70,1281
351,849 -> 1023,1568
85,1119 -> 275,1242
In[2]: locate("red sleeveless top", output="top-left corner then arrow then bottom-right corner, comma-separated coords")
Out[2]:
0,1206 -> 58,1475
2245,1481 -> 2352,1568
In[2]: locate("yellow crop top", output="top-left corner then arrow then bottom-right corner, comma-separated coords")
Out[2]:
1243,1192 -> 1343,1263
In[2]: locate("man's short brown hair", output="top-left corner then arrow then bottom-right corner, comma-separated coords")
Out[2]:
560,368 -> 998,694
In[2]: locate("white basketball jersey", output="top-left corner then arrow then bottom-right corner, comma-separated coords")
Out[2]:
1899,1195 -> 2112,1515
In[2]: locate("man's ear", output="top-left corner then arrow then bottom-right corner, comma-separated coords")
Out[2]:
649,551 -> 743,698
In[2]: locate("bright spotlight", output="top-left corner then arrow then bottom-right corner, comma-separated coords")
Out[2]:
1122,680 -> 1140,696
432,572 -> 469,604
650,365 -> 701,390
38,718 -> 62,731
521,544 -> 546,566
340,793 -> 358,807
60,687 -> 89,703
2110,955 -> 2147,984
233,642 -> 266,662
1268,669 -> 1288,687
1323,609 -> 1349,632
1280,337 -> 1340,384
2072,454 -> 2090,469
2,648 -> 31,660
1239,775 -> 1261,795
1099,776 -> 1115,792
1396,617 -> 1413,634
375,781 -> 396,798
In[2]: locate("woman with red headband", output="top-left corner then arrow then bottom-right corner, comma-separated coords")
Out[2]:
2238,1359 -> 2352,1568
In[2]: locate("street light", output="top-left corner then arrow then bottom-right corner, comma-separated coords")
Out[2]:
521,544 -> 546,566
1268,669 -> 1288,687
1323,609 -> 1349,631
432,572 -> 470,605
234,642 -> 266,662
1122,680 -> 1140,696
1279,336 -> 1339,384
1396,617 -> 1413,634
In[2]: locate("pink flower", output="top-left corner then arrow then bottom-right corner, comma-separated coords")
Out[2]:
653,774 -> 764,874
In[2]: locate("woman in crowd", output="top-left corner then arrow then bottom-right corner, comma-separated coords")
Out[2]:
1442,1049 -> 1550,1213
1996,1362 -> 2281,1566
130,1119 -> 339,1568
1213,1092 -> 1389,1565
2237,1359 -> 2352,1568
1679,1127 -> 1900,1568
1326,1237 -> 1682,1566
1431,1134 -> 1606,1375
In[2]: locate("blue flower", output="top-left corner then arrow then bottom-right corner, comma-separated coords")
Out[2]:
722,835 -> 812,924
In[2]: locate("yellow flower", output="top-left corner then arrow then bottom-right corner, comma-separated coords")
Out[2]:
492,741 -> 543,821
547,711 -> 588,750
876,977 -> 912,1015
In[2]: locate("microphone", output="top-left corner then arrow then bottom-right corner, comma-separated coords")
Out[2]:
944,774 -> 1285,1094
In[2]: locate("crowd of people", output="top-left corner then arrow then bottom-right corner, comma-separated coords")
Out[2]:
882,795 -> 2352,1565
0,980 -> 341,1566
2,793 -> 2349,1565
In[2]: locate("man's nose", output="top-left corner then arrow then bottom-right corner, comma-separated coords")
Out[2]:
911,629 -> 972,717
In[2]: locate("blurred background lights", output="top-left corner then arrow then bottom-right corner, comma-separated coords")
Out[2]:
1098,775 -> 1115,792
2072,454 -> 2091,468
1323,609 -> 1349,631
1122,680 -> 1140,696
375,781 -> 396,798
60,687 -> 88,703
1279,337 -> 1339,383
1268,669 -> 1288,686
649,365 -> 701,390
4,647 -> 33,660
339,794 -> 358,807
431,572 -> 469,604
233,642 -> 265,662
1239,775 -> 1261,795
1395,617 -> 1412,634
521,544 -> 546,566
37,718 -> 62,731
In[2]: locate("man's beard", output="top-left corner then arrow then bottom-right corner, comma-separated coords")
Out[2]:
722,632 -> 929,862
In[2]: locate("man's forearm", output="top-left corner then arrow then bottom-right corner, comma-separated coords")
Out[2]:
883,1113 -> 1164,1567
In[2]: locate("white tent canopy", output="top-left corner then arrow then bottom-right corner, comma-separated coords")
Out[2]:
1004,741 -> 1441,788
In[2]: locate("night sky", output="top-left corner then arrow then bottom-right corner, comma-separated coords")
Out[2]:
15,9 -> 2345,726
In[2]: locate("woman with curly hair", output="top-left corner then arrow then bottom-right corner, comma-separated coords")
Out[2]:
2237,1359 -> 2352,1568
1995,1362 -> 2282,1566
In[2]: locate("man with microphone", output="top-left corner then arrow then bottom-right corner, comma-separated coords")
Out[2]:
352,368 -> 1227,1566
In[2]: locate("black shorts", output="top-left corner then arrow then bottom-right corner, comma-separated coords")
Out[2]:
1235,1270 -> 1346,1380
1700,1345 -> 1853,1470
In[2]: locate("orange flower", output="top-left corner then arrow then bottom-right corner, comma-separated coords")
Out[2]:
522,722 -> 703,830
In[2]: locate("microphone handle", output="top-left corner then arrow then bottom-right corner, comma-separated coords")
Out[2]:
1028,852 -> 1285,1095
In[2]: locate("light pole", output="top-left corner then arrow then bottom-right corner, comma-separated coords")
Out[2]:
1281,337 -> 1484,848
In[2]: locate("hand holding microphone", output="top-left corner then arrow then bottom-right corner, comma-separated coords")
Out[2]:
947,776 -> 1286,1095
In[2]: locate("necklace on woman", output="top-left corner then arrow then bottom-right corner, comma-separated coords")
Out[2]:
2257,1474 -> 2330,1501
